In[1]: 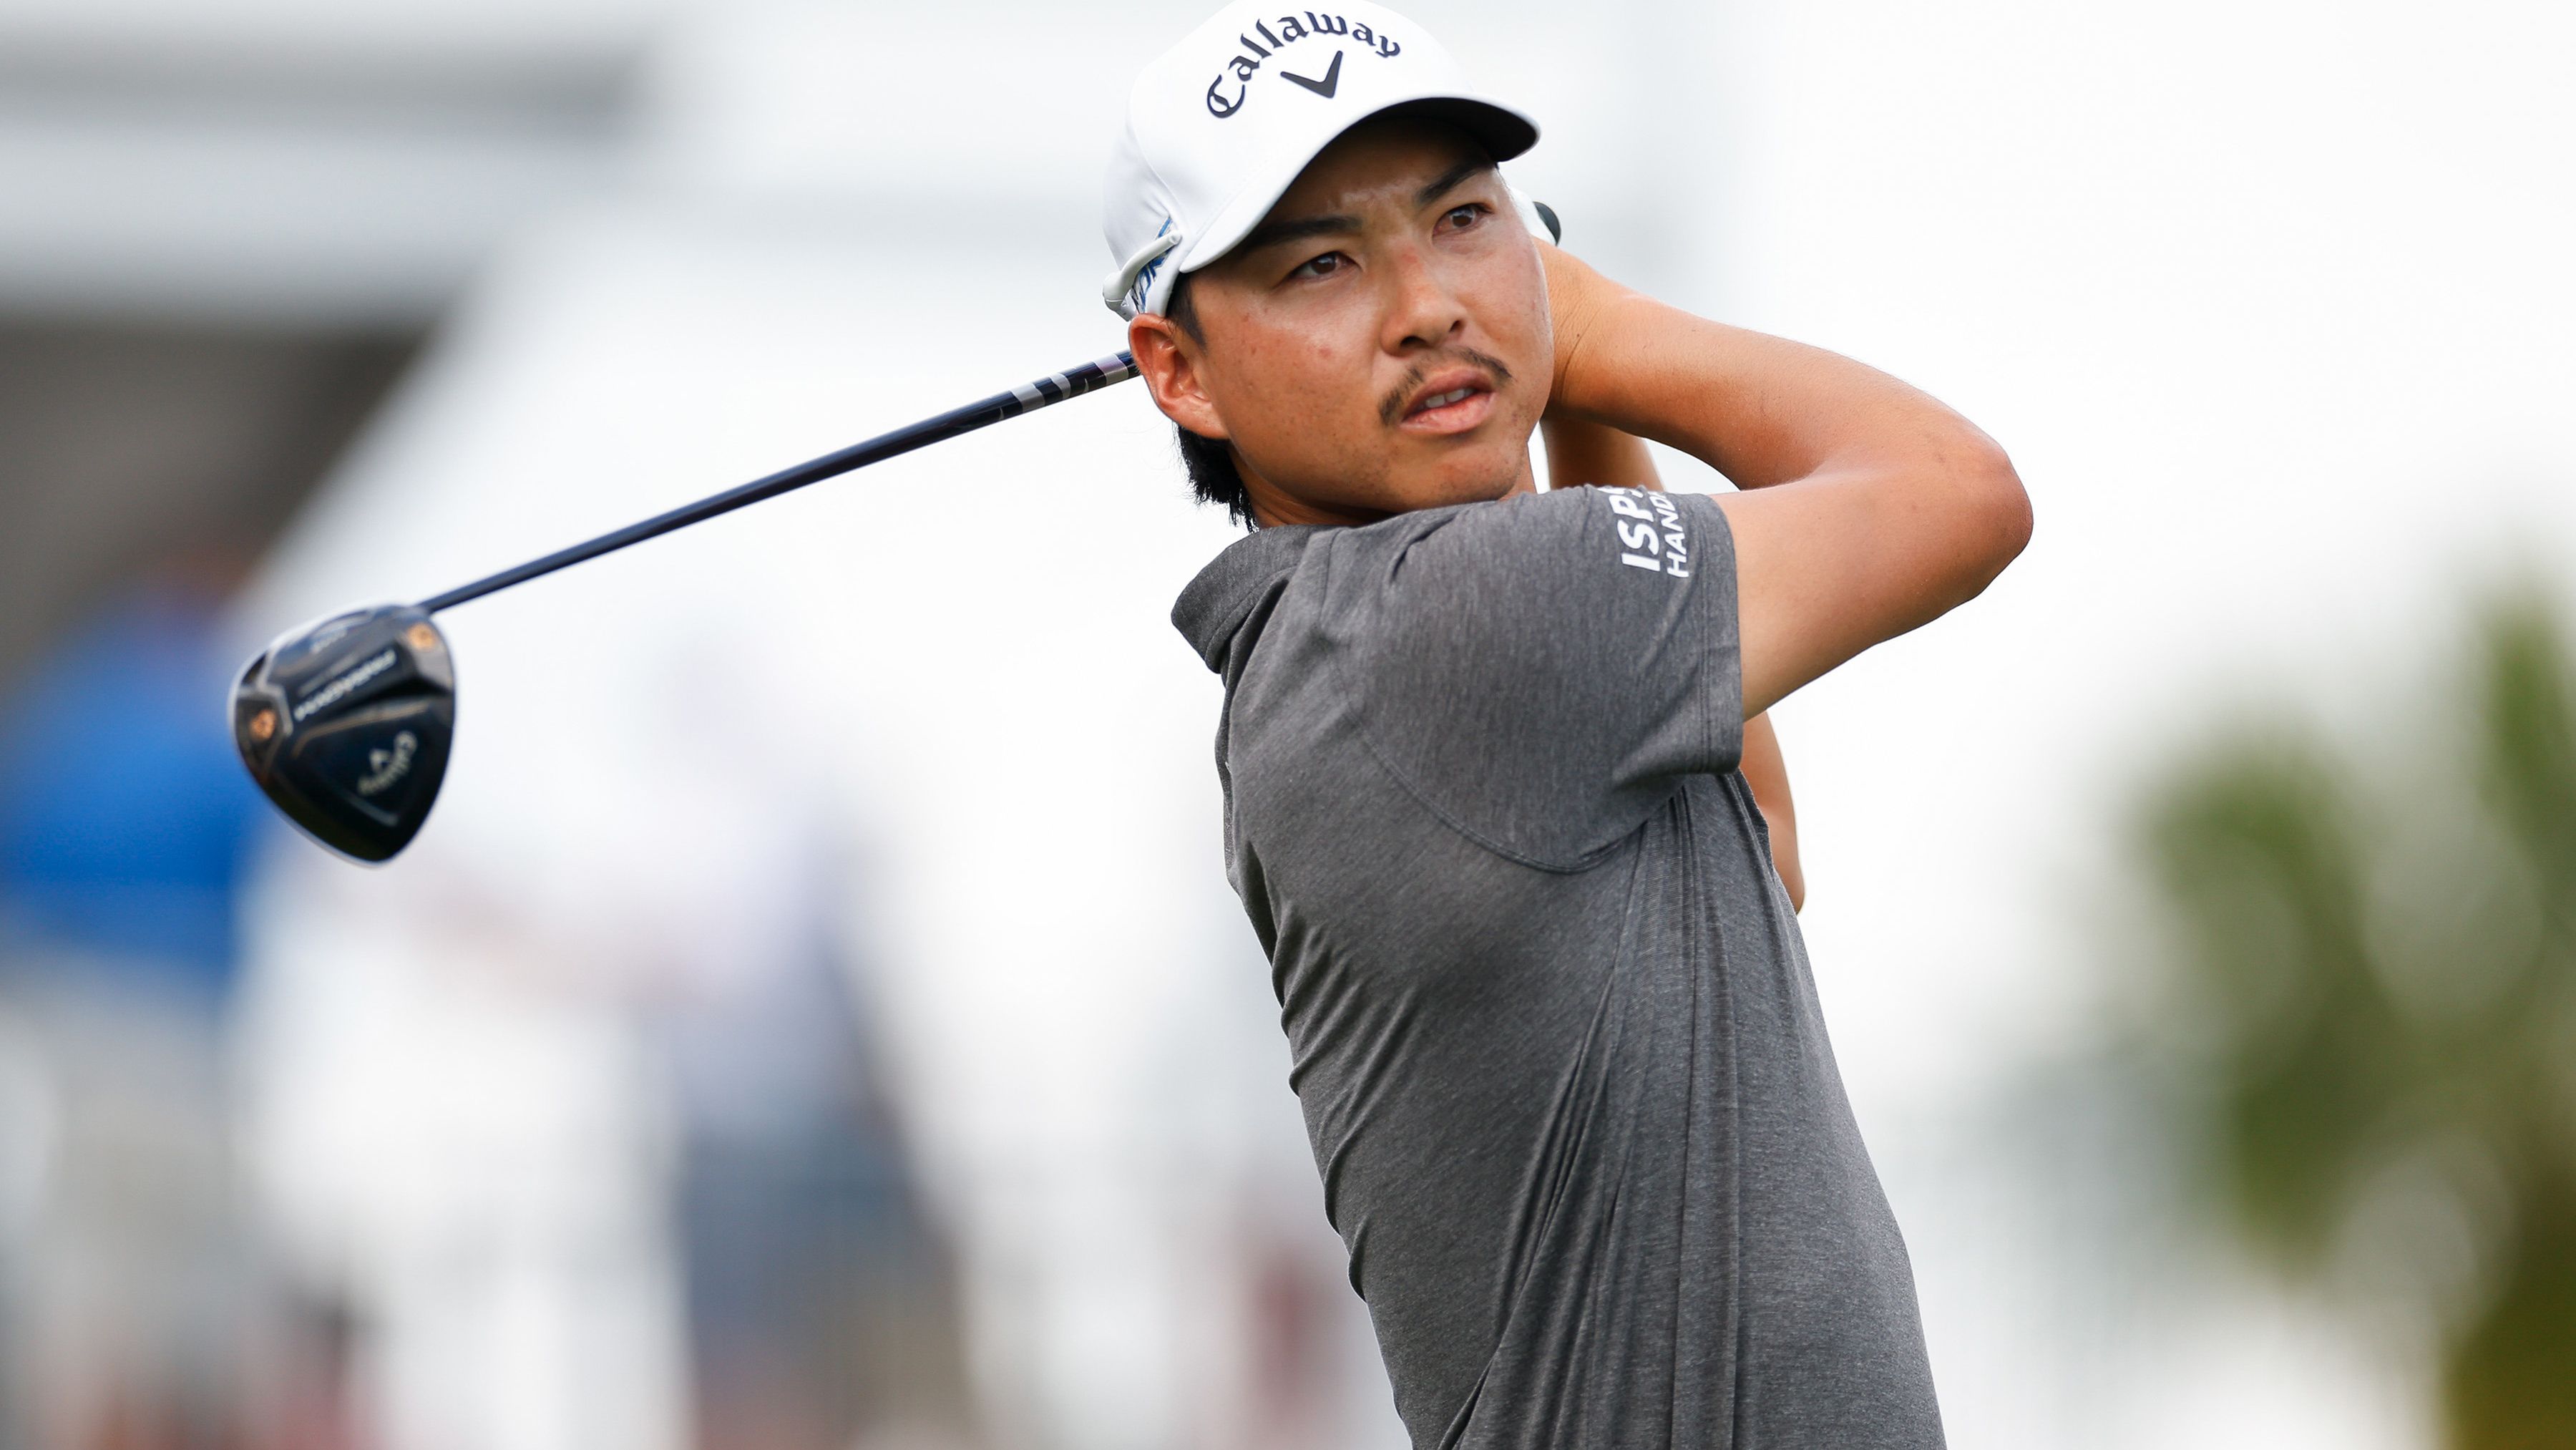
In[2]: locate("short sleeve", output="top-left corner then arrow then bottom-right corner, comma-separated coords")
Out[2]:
1322,485 -> 1742,870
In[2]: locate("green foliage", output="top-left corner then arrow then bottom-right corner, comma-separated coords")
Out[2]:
2132,588 -> 2576,1449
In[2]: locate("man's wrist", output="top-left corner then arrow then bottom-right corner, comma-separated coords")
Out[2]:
1540,243 -> 1616,412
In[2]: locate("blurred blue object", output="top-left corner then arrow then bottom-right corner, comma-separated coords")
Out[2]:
0,586 -> 264,996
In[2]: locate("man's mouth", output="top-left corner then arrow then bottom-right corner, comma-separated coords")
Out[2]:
1379,351 -> 1516,433
1395,369 -> 1501,434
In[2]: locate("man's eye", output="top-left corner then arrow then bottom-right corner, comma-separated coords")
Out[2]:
1289,252 -> 1347,281
1442,204 -> 1488,231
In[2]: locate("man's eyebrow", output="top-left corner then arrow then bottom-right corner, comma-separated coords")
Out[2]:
1236,212 -> 1361,256
1415,157 -> 1495,208
1234,158 -> 1496,256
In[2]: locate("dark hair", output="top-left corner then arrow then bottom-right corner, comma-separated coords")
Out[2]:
1166,273 -> 1257,529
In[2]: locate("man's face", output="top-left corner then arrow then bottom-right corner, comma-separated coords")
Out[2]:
1132,117 -> 1552,527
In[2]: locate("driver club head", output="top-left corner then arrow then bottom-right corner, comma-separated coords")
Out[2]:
232,604 -> 455,863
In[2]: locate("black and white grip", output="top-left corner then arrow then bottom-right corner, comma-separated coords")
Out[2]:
1008,352 -> 1143,414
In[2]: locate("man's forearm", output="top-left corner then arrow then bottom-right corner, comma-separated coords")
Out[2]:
1542,244 -> 2000,492
1538,410 -> 1661,492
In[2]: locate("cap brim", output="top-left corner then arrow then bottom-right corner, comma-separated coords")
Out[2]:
1373,96 -> 1538,166
1174,92 -> 1542,281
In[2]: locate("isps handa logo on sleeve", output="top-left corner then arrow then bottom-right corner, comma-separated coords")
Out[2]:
1205,12 -> 1403,117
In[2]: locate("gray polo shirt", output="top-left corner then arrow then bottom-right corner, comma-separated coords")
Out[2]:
1172,485 -> 1943,1449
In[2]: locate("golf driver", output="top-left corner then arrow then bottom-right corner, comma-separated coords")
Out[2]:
234,350 -> 1141,863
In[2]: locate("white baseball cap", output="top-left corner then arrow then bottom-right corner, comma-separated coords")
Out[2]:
1101,1 -> 1542,321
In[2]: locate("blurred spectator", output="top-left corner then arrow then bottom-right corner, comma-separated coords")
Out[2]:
229,616 -> 977,1450
0,563 -> 263,998
0,559 -> 266,1450
662,914 -> 972,1450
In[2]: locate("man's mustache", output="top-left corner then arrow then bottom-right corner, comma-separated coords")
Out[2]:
1379,350 -> 1517,428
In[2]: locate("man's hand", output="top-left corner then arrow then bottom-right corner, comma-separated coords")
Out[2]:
1540,245 -> 2031,719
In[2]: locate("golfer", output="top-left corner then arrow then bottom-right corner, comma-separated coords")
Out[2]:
1105,4 -> 2029,1444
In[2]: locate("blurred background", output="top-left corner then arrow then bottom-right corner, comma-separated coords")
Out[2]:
0,1 -> 2570,1447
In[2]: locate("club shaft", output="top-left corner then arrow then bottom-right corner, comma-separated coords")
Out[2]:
416,351 -> 1141,615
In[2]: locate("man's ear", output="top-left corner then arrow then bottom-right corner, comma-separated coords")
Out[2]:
1128,313 -> 1230,441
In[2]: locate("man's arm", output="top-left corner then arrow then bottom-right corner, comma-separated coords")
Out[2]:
1738,713 -> 1802,910
1541,246 -> 2031,719
1541,410 -> 1805,908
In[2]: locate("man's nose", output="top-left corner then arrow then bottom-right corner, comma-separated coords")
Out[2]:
1378,242 -> 1468,354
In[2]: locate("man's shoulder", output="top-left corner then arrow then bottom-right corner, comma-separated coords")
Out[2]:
1166,502 -> 1475,672
1173,488 -> 1718,676
1171,524 -> 1322,673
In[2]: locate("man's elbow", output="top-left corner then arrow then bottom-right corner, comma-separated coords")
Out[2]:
1947,432 -> 2031,590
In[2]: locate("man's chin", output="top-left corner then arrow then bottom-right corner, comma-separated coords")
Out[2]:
1399,458 -> 1537,513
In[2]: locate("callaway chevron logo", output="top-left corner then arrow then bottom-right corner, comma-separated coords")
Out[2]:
1206,12 -> 1401,118
1284,52 -> 1342,97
